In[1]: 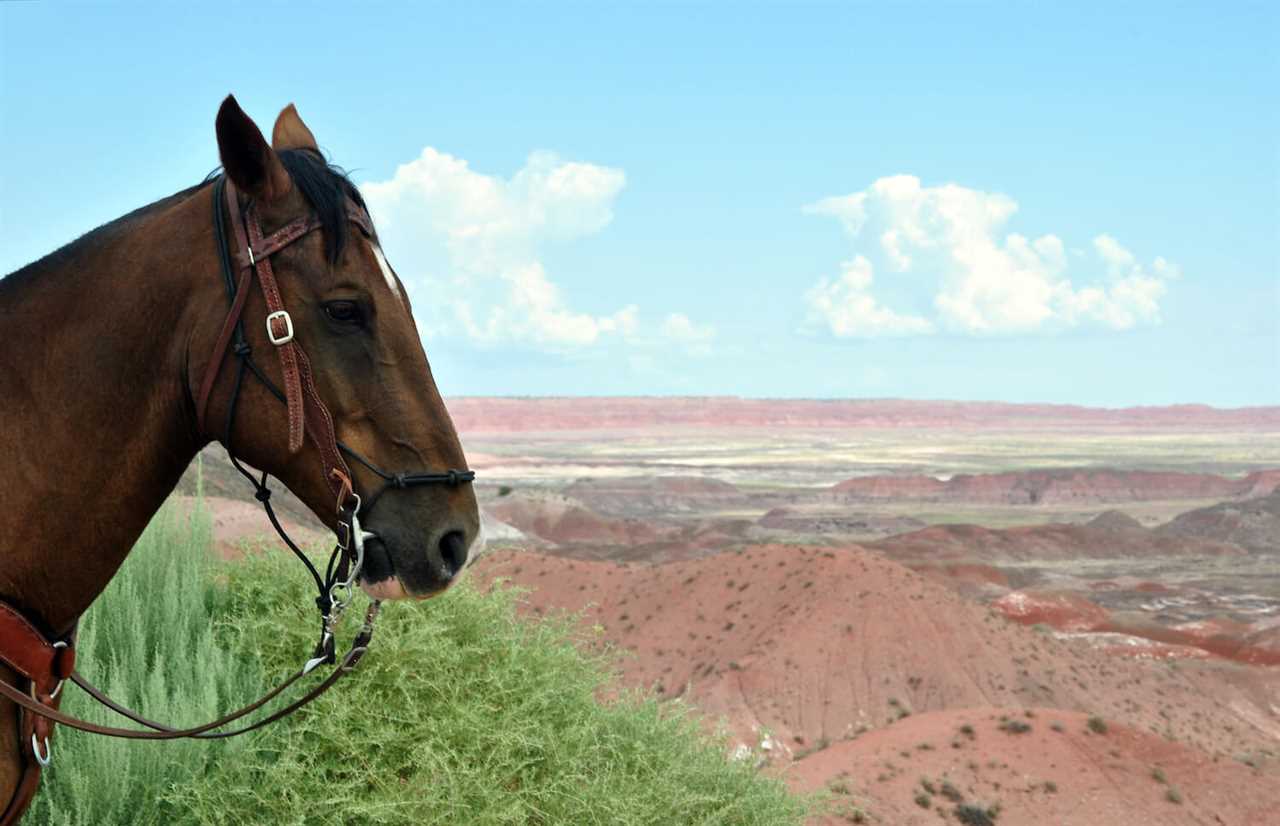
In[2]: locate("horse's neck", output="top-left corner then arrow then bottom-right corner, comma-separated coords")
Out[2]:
0,188 -> 216,634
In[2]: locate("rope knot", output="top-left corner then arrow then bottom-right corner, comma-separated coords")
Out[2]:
391,473 -> 408,489
254,488 -> 272,503
233,341 -> 252,357
447,470 -> 459,486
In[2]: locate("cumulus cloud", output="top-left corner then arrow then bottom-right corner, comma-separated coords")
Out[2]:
362,148 -> 651,348
660,312 -> 716,354
804,175 -> 1178,337
803,255 -> 934,338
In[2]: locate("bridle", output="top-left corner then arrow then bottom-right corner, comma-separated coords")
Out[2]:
0,174 -> 474,823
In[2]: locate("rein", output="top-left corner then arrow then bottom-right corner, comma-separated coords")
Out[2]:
0,176 -> 474,822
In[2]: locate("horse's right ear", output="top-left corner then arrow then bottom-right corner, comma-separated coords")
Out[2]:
215,95 -> 292,202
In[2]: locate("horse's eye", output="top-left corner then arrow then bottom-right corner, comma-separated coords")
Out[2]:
323,300 -> 363,326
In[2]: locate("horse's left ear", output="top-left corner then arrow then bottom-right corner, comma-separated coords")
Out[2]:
272,103 -> 319,152
216,95 -> 292,203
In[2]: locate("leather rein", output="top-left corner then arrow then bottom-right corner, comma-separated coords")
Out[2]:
0,176 -> 474,822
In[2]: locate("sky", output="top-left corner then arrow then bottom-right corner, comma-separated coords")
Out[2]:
2,2 -> 1276,406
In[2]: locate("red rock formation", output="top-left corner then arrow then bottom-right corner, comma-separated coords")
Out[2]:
1157,490 -> 1280,553
831,468 -> 1280,505
868,520 -> 1245,562
993,590 -> 1110,631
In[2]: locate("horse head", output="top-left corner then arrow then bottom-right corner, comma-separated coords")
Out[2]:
196,96 -> 480,600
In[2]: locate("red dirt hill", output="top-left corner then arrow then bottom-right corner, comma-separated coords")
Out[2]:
789,708 -> 1280,826
472,545 -> 1280,763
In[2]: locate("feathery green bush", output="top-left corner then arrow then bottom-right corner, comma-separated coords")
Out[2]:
31,497 -> 808,825
28,497 -> 265,825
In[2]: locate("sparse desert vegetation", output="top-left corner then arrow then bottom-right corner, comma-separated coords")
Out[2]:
163,400 -> 1280,825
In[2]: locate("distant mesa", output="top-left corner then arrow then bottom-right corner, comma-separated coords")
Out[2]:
1156,489 -> 1280,554
866,519 -> 1245,563
562,475 -> 745,515
445,397 -> 1280,433
757,507 -> 926,537
1086,509 -> 1146,532
829,468 -> 1280,506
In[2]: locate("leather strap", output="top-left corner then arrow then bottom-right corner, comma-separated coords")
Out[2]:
0,602 -> 379,742
194,267 -> 252,436
0,605 -> 73,687
230,208 -> 371,271
195,180 -> 363,508
0,754 -> 42,826
0,609 -> 72,826
225,182 -> 308,453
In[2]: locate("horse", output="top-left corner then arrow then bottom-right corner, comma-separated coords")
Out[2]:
0,95 -> 480,821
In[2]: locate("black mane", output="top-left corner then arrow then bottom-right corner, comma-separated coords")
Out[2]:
274,148 -> 367,264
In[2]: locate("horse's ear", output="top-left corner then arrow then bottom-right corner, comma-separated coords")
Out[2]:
215,95 -> 292,202
272,103 -> 319,152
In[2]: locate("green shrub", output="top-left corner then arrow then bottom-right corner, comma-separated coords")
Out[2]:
997,718 -> 1031,735
1086,715 -> 1108,734
35,499 -> 807,825
954,803 -> 999,826
29,498 -> 265,825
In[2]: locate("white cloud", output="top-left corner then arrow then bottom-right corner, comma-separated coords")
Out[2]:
661,312 -> 716,354
362,148 -> 643,348
804,256 -> 933,337
804,175 -> 1178,337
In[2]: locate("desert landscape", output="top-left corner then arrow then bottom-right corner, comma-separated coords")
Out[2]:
182,397 -> 1280,825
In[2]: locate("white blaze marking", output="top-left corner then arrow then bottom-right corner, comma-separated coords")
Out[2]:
370,242 -> 403,303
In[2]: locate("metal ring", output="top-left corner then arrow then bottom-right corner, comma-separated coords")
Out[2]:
31,734 -> 51,767
49,639 -> 68,699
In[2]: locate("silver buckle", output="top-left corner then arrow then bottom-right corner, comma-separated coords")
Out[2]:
266,310 -> 294,345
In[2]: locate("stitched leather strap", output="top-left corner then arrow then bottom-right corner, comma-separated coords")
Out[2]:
0,609 -> 72,826
225,182 -> 308,453
0,605 -> 72,688
231,207 -> 370,270
195,180 -> 363,509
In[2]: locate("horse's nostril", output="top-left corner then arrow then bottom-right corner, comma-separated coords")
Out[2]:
439,530 -> 468,575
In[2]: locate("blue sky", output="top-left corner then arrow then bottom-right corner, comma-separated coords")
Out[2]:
2,2 -> 1276,406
